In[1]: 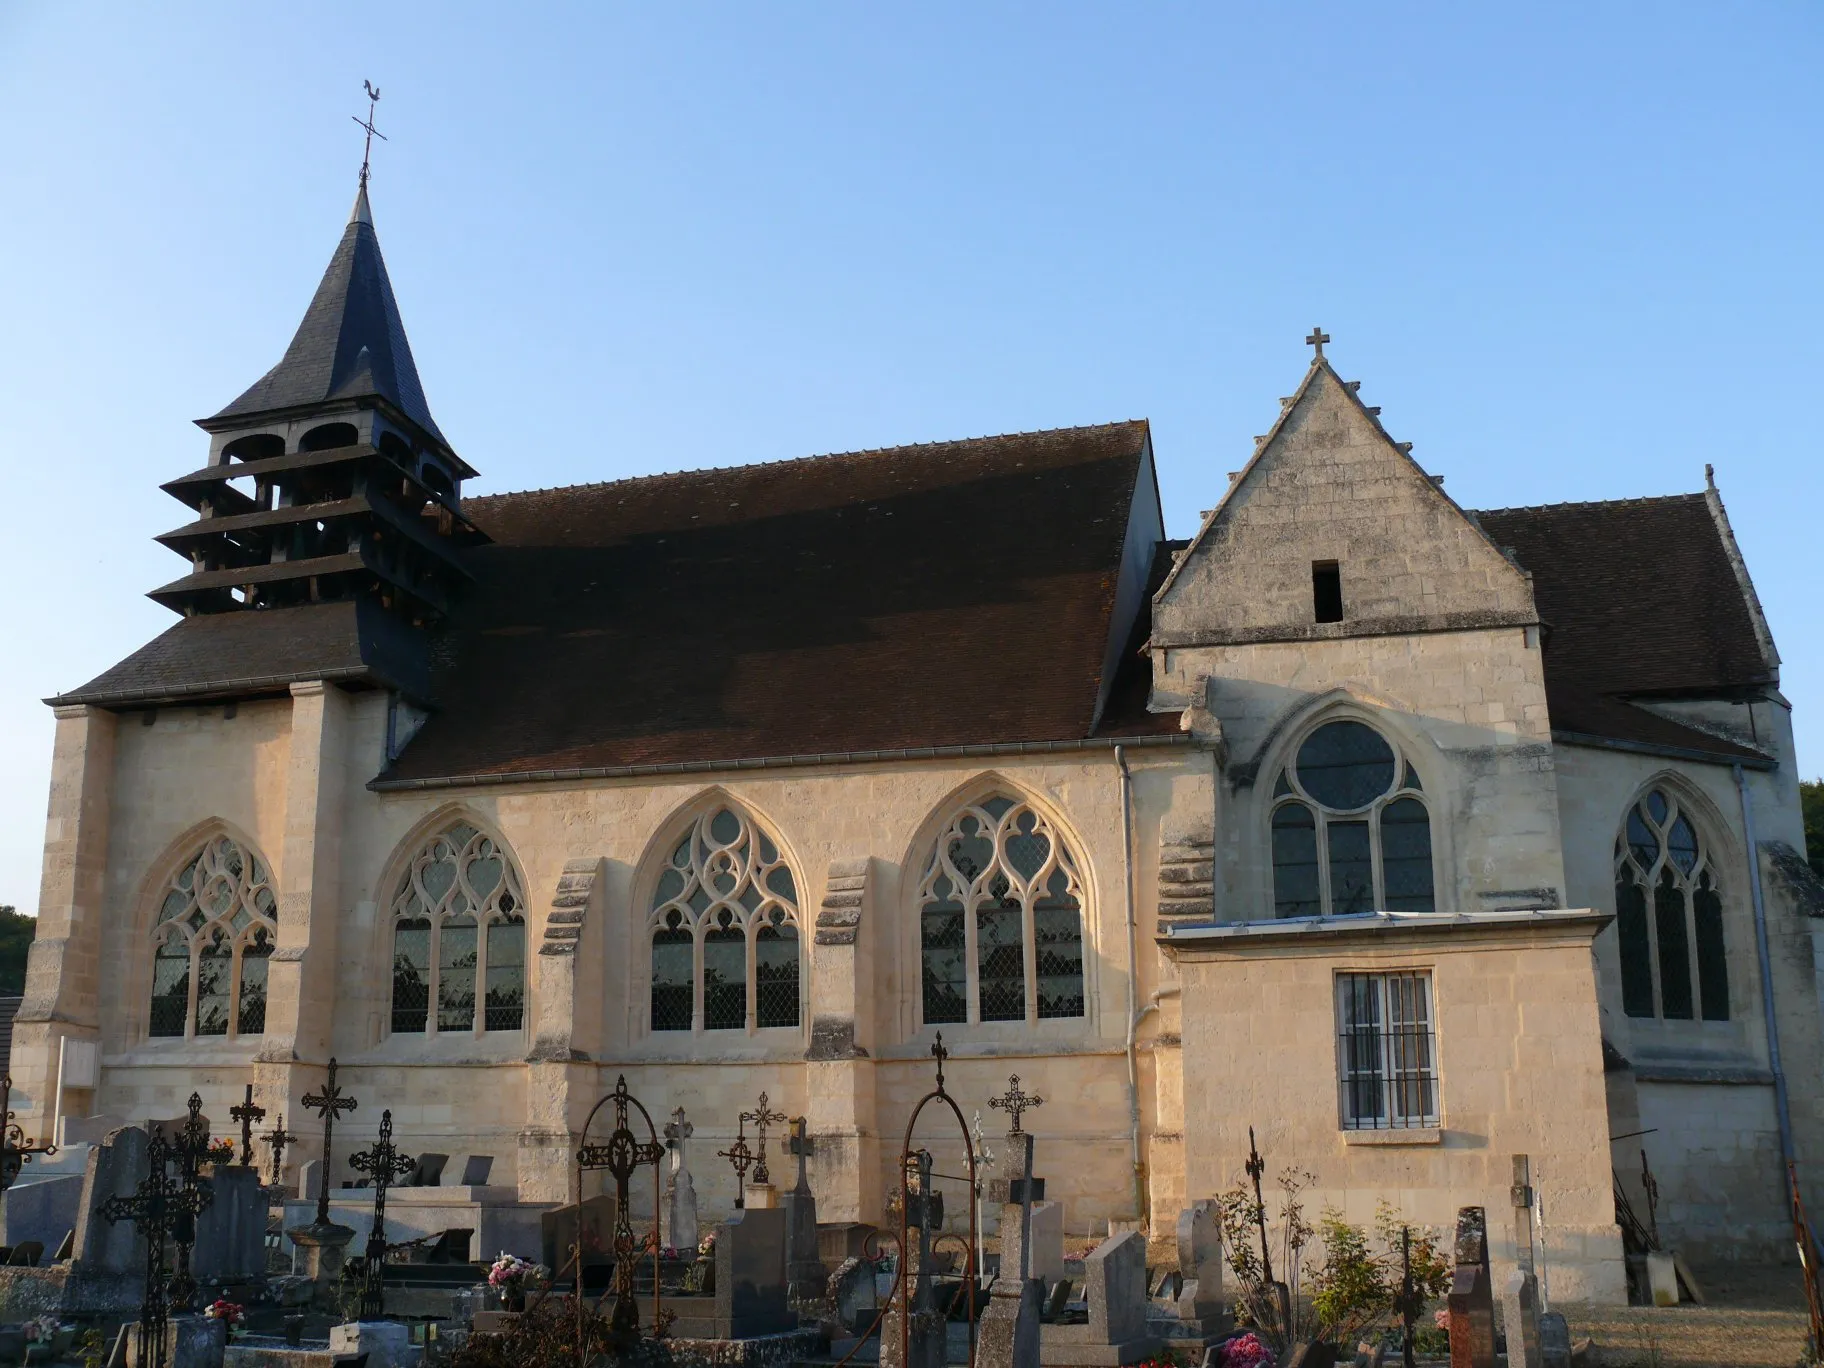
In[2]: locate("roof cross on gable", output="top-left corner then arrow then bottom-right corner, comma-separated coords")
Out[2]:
1306,327 -> 1331,358
352,80 -> 387,193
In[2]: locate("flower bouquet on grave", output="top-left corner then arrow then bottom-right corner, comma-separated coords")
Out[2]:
487,1253 -> 548,1312
1215,1332 -> 1272,1368
204,1299 -> 246,1337
206,1137 -> 237,1165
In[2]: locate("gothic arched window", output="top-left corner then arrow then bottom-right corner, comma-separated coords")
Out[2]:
388,822 -> 527,1036
648,806 -> 802,1034
148,835 -> 278,1040
1270,719 -> 1434,918
1614,788 -> 1729,1022
917,795 -> 1087,1027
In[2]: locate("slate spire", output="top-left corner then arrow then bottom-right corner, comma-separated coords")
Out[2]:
211,182 -> 447,445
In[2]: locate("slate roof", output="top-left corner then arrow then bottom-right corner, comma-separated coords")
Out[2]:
1474,494 -> 1775,764
210,187 -> 447,445
376,422 -> 1169,784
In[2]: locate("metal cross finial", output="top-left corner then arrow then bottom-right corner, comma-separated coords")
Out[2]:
740,1092 -> 788,1187
230,1084 -> 266,1168
0,1075 -> 56,1194
263,1113 -> 299,1189
301,1058 -> 359,1226
988,1074 -> 1044,1136
1306,327 -> 1330,358
930,1032 -> 948,1093
348,1110 -> 417,1319
352,79 -> 388,192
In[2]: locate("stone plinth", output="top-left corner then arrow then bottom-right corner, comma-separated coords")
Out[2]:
283,1184 -> 548,1261
286,1220 -> 355,1304
329,1320 -> 414,1368
124,1314 -> 226,1368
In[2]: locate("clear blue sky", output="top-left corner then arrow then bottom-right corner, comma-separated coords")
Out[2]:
1,4 -> 1817,914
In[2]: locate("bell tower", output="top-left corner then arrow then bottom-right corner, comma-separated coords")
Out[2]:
150,180 -> 483,621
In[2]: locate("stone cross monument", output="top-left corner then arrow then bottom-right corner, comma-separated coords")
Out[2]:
978,1130 -> 1043,1368
663,1107 -> 699,1253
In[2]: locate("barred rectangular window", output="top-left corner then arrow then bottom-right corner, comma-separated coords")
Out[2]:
1335,970 -> 1438,1130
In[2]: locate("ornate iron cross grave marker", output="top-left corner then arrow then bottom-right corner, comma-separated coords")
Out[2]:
988,1074 -> 1043,1136
0,1074 -> 56,1194
230,1084 -> 266,1168
576,1075 -> 665,1338
102,1126 -> 211,1368
717,1117 -> 755,1209
301,1058 -> 358,1225
169,1093 -> 213,1311
348,1110 -> 415,1319
263,1113 -> 299,1189
740,1091 -> 787,1187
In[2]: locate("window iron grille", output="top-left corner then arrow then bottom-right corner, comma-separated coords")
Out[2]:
1336,971 -> 1438,1131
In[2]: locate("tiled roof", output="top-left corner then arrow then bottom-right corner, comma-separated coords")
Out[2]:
377,422 -> 1167,784
210,187 -> 447,445
1474,494 -> 1774,763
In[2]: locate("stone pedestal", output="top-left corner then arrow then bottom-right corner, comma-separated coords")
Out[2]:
286,1220 -> 355,1306
980,1273 -> 1044,1368
1501,1268 -> 1541,1368
746,1183 -> 780,1211
329,1320 -> 414,1368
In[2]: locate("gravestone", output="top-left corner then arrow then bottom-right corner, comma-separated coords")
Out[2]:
0,1174 -> 84,1255
1445,1207 -> 1496,1368
407,1153 -> 449,1187
72,1126 -> 149,1276
60,1115 -> 127,1146
978,1132 -> 1043,1368
781,1118 -> 822,1300
191,1164 -> 267,1284
1503,1157 -> 1542,1368
711,1208 -> 794,1336
663,1109 -> 699,1255
542,1193 -> 617,1278
122,1313 -> 226,1368
441,1154 -> 494,1187
298,1160 -> 323,1204
1040,1231 -> 1157,1365
330,1319 -> 414,1368
882,1155 -> 945,1368
830,1254 -> 877,1333
1151,1200 -> 1226,1344
1538,1311 -> 1572,1368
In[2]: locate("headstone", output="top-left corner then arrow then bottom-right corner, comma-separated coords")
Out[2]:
1644,1251 -> 1678,1307
122,1314 -> 225,1368
1538,1311 -> 1572,1368
60,1114 -> 128,1146
191,1164 -> 267,1283
329,1319 -> 414,1368
662,1108 -> 699,1256
978,1132 -> 1043,1368
1504,1157 -> 1542,1368
1283,1344 -> 1338,1368
0,1173 -> 84,1255
542,1193 -> 617,1277
781,1118 -> 822,1300
441,1154 -> 494,1187
72,1125 -> 149,1275
298,1160 -> 323,1203
1446,1207 -> 1496,1368
1084,1230 -> 1148,1347
408,1153 -> 449,1188
713,1209 -> 794,1336
1043,1278 -> 1071,1322
830,1255 -> 878,1333
1155,1199 -> 1227,1341
881,1154 -> 945,1368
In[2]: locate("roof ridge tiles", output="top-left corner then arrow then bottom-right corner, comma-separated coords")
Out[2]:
466,418 -> 1148,504
1473,491 -> 1705,517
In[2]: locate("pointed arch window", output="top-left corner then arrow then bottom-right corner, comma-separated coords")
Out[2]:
1271,719 -> 1434,918
1614,789 -> 1729,1022
648,806 -> 802,1034
147,835 -> 278,1040
388,822 -> 527,1036
917,795 -> 1087,1027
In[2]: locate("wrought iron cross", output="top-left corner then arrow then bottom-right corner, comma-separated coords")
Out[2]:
930,1031 -> 949,1094
263,1113 -> 299,1189
230,1084 -> 266,1168
301,1057 -> 359,1225
102,1125 -> 210,1368
0,1075 -> 56,1194
717,1117 -> 755,1209
576,1076 -> 665,1336
740,1092 -> 787,1187
1306,327 -> 1330,358
352,79 -> 387,192
168,1092 -> 213,1312
786,1117 -> 814,1193
988,1074 -> 1044,1136
1245,1125 -> 1274,1287
348,1110 -> 416,1320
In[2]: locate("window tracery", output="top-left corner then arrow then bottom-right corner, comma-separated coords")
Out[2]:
1614,788 -> 1729,1022
1270,719 -> 1434,918
648,806 -> 801,1033
388,822 -> 527,1036
917,795 -> 1087,1027
148,835 -> 277,1040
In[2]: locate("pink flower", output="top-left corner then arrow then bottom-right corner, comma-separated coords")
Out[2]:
1221,1332 -> 1273,1368
1434,1308 -> 1451,1330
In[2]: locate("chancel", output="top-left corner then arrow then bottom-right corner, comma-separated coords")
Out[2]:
10,156 -> 1823,1310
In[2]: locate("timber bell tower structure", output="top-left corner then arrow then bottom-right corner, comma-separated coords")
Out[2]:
151,182 -> 483,633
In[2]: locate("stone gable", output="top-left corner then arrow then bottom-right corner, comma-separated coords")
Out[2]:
1153,362 -> 1537,645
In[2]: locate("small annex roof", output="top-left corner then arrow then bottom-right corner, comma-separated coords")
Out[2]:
373,420 -> 1178,786
207,184 -> 447,446
1473,489 -> 1777,766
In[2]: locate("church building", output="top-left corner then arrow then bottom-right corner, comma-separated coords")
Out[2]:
15,184 -> 1822,1300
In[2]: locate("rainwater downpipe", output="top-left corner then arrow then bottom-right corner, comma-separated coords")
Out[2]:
1117,744 -> 1171,1228
1735,762 -> 1796,1174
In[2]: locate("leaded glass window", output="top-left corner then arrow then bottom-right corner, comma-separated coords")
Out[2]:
387,822 -> 527,1036
916,796 -> 1087,1027
145,835 -> 279,1041
1614,789 -> 1729,1022
647,806 -> 802,1034
1270,720 -> 1434,918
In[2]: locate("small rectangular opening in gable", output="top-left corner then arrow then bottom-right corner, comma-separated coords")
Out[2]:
1312,561 -> 1343,623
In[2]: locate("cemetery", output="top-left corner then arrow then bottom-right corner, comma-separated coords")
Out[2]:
0,1046 -> 1809,1367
